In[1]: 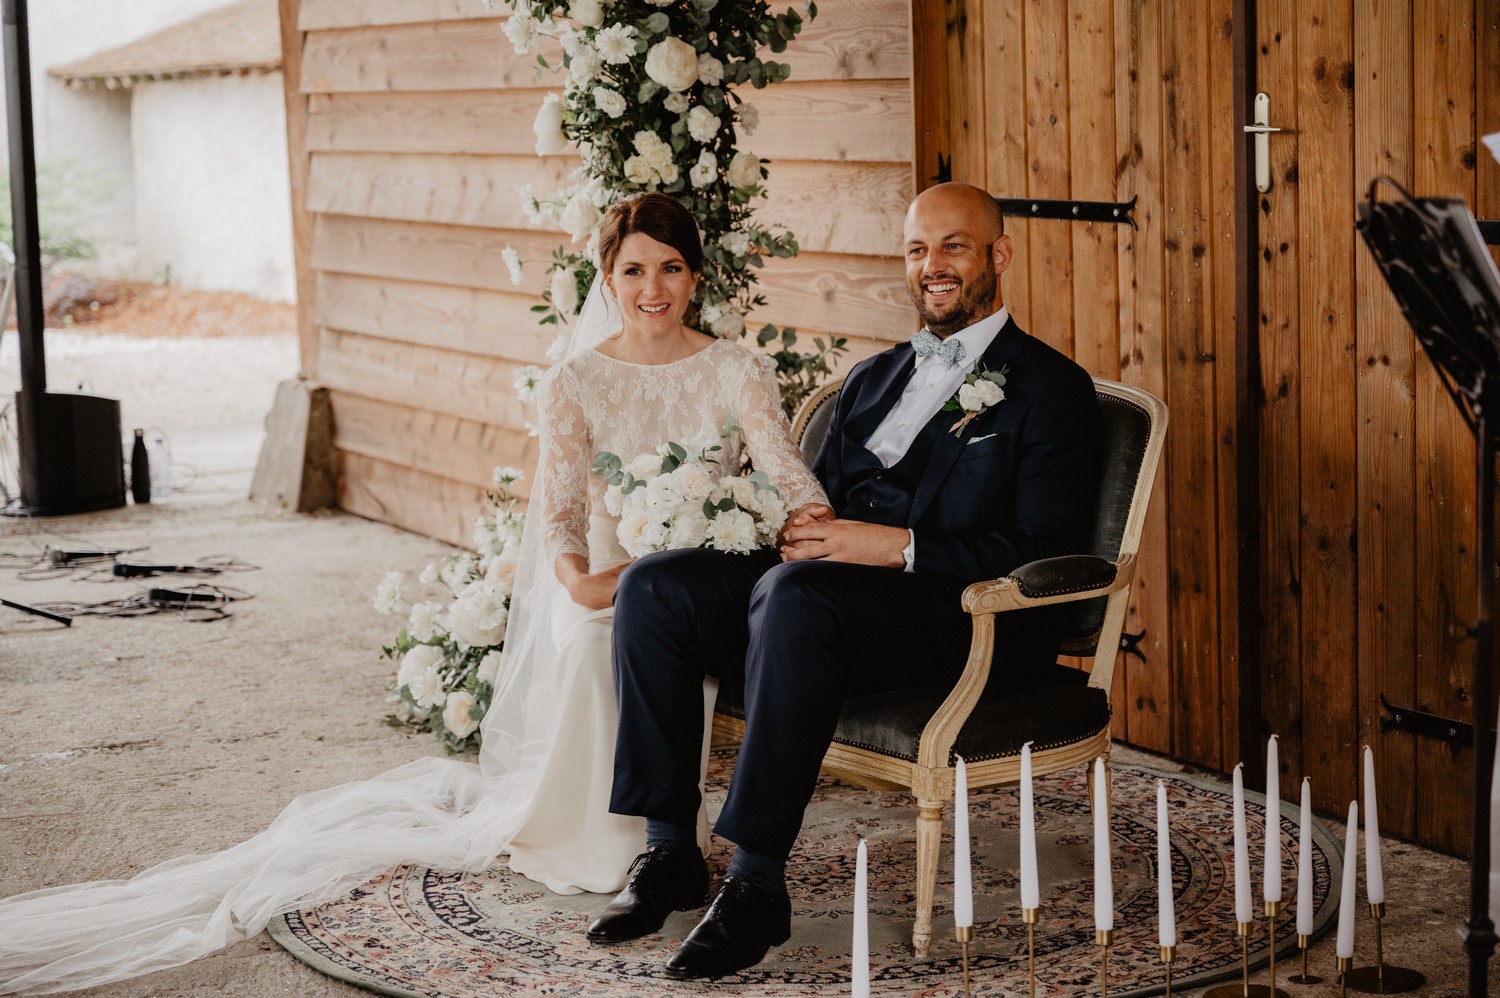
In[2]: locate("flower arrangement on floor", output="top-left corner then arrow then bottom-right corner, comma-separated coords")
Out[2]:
492,0 -> 845,416
373,469 -> 527,752
592,426 -> 786,556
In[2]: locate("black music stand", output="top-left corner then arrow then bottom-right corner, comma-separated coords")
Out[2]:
1356,176 -> 1500,998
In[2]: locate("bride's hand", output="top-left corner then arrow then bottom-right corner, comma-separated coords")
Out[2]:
557,555 -> 629,610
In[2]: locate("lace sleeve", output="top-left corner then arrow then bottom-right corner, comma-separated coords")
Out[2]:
737,353 -> 830,511
536,366 -> 591,567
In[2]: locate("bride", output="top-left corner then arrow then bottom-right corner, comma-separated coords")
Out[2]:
0,192 -> 827,994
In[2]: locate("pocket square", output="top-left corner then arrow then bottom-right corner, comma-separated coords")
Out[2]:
966,433 -> 998,445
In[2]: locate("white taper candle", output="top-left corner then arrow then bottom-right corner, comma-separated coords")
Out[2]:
1296,778 -> 1315,937
1019,741 -> 1039,909
1336,801 -> 1359,959
1265,735 -> 1283,903
1093,756 -> 1113,931
853,839 -> 869,998
1362,746 -> 1385,905
1232,763 -> 1253,923
954,756 -> 973,928
1157,779 -> 1176,947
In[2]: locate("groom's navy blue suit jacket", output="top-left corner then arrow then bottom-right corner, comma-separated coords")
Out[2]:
812,317 -> 1102,670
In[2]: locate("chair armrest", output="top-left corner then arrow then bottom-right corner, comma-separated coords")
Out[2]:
961,553 -> 1134,614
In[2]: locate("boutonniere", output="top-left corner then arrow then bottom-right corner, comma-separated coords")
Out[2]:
941,362 -> 1009,437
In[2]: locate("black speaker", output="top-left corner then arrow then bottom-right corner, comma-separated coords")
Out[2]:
15,390 -> 127,515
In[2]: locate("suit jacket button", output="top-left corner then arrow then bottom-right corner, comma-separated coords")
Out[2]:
868,499 -> 879,509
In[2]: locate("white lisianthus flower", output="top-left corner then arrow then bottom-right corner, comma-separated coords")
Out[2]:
443,691 -> 481,739
485,552 -> 519,589
568,0 -> 604,28
585,177 -> 610,208
663,92 -> 690,114
689,149 -> 717,189
719,231 -> 751,257
641,518 -> 672,551
592,86 -> 627,119
513,366 -> 543,403
418,562 -> 440,585
726,150 -> 762,189
560,190 -> 601,241
699,300 -> 725,327
644,36 -> 700,92
633,130 -> 674,170
473,519 -> 506,559
672,463 -> 715,503
502,246 -> 525,286
646,0 -> 673,5
477,650 -> 505,686
520,184 -> 544,224
407,601 -> 445,642
503,11 -> 541,53
533,94 -> 568,155
617,511 -> 651,555
494,466 -> 524,486
645,473 -> 687,514
595,23 -> 637,64
373,571 -> 404,614
687,105 -> 720,143
397,643 -> 444,690
958,380 -> 1004,412
737,102 -> 760,134
623,155 -> 655,186
569,46 -> 603,85
545,334 -> 569,362
668,513 -> 711,549
441,554 -> 477,591
656,160 -> 680,186
710,308 -> 745,337
697,53 -> 724,86
551,267 -> 580,318
706,507 -> 759,553
408,668 -> 447,709
558,27 -> 582,56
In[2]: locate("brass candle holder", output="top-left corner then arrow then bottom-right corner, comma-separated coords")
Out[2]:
1096,929 -> 1112,998
1287,932 -> 1323,984
1160,945 -> 1176,998
954,924 -> 973,998
1242,900 -> 1291,998
1343,902 -> 1426,993
1338,955 -> 1353,998
1022,907 -> 1039,998
1203,920 -> 1253,998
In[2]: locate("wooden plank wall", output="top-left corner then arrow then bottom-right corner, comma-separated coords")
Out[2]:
285,0 -> 916,546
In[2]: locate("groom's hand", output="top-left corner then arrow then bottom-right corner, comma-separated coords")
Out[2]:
779,514 -> 907,567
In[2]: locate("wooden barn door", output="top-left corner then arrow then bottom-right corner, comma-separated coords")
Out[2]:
1253,0 -> 1500,852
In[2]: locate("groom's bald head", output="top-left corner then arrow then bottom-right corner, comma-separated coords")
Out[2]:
903,183 -> 1013,336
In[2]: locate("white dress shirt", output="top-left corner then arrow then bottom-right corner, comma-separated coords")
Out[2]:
862,306 -> 1009,570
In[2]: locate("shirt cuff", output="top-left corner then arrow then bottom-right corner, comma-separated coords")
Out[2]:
902,529 -> 916,573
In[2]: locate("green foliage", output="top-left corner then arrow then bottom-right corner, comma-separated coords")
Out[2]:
0,159 -> 102,270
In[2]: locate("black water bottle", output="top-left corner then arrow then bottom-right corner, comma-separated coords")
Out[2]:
130,428 -> 151,504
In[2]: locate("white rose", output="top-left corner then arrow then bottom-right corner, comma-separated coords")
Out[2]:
626,453 -> 663,480
623,155 -> 655,186
686,105 -> 720,143
706,508 -> 759,553
449,583 -> 509,647
442,691 -> 481,739
663,92 -> 690,113
726,151 -> 761,189
569,46 -> 602,85
373,571 -> 404,614
568,0 -> 604,28
407,601 -> 445,642
477,649 -> 505,686
397,643 -> 444,690
644,36 -> 700,92
645,473 -> 686,514
595,23 -> 637,64
710,308 -> 745,338
668,512 -> 711,549
485,552 -> 519,590
641,518 -> 672,551
503,11 -> 541,53
551,268 -> 580,318
697,53 -> 724,86
719,231 -> 751,257
560,190 -> 601,241
689,149 -> 717,189
957,383 -> 992,412
533,94 -> 568,155
972,379 -> 1005,407
616,511 -> 651,556
656,160 -> 680,186
407,667 -> 447,709
592,86 -> 627,119
737,102 -> 760,134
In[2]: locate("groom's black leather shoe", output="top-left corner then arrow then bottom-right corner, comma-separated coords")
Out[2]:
664,877 -> 792,978
586,845 -> 709,944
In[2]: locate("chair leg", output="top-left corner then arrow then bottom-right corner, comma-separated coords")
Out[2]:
912,796 -> 944,958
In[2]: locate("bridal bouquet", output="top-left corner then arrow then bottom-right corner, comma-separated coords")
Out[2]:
373,469 -> 527,753
593,434 -> 785,557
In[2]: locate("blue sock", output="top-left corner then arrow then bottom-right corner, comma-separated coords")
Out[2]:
726,845 -> 787,899
645,820 -> 696,852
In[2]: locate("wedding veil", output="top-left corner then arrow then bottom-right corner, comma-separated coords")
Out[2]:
0,279 -> 621,994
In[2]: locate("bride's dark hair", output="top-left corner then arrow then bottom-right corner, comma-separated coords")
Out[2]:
598,192 -> 704,276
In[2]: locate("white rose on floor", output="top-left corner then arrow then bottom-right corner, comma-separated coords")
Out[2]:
737,102 -> 760,133
707,507 -> 759,553
690,149 -> 717,189
533,94 -> 568,155
623,155 -> 655,185
592,86 -> 627,119
697,53 -> 724,86
373,571 -> 404,614
503,11 -> 541,53
560,190 -> 601,241
644,36 -> 699,92
450,582 -> 509,647
726,151 -> 761,189
443,691 -> 481,739
551,268 -> 580,318
397,643 -> 445,690
687,105 -> 720,143
568,0 -> 604,28
408,668 -> 447,709
595,23 -> 637,64
719,231 -> 751,257
407,601 -> 445,642
569,46 -> 603,85
477,649 -> 505,686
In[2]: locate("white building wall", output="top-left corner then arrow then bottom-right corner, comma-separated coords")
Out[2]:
131,73 -> 293,302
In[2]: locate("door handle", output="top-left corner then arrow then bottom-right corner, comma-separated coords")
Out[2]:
1243,92 -> 1284,193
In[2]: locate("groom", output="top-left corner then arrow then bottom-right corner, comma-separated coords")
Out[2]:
591,182 -> 1102,976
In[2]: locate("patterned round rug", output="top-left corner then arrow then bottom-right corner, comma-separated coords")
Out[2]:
270,756 -> 1341,997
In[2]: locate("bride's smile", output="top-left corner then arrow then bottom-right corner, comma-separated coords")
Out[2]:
607,231 -> 702,349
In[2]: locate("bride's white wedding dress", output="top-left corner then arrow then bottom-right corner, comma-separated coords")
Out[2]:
0,336 -> 825,995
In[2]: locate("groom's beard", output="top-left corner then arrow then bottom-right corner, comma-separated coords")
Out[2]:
909,265 -> 998,338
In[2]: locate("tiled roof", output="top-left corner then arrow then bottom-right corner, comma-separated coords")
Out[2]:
49,0 -> 281,85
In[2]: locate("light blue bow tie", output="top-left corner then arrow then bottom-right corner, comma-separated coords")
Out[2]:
910,329 -> 966,368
